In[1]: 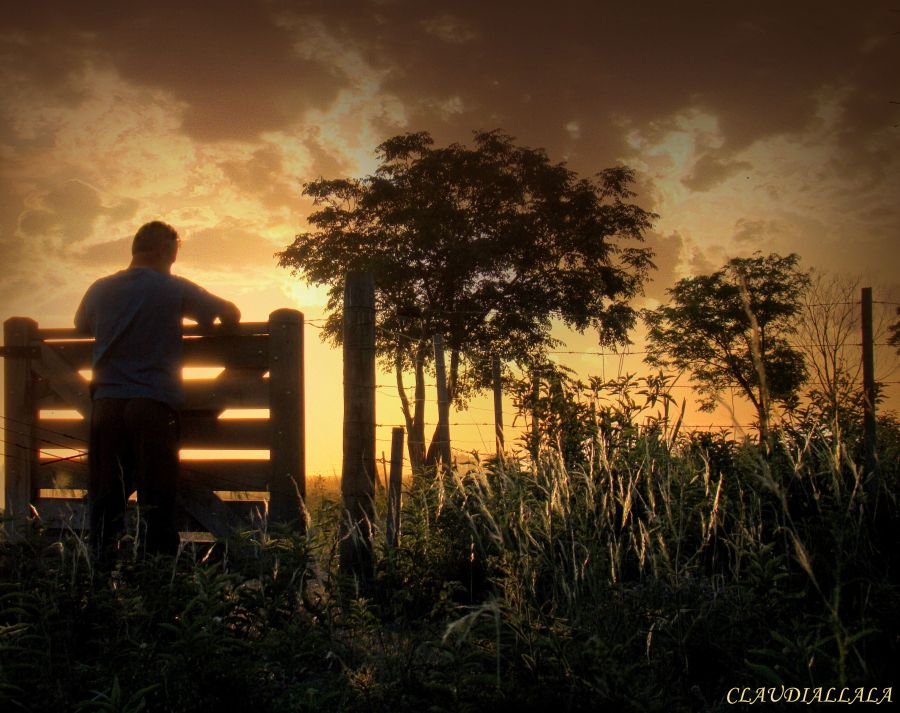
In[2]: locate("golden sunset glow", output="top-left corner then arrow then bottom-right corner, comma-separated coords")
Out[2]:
2,1 -> 898,495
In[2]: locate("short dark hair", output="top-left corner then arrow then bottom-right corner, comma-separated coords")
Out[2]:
132,221 -> 178,255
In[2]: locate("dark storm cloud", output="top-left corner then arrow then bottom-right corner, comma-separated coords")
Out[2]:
1,0 -> 349,141
732,218 -> 780,246
318,1 -> 897,185
17,180 -> 138,246
4,2 -> 894,171
219,145 -> 301,211
682,154 -> 753,192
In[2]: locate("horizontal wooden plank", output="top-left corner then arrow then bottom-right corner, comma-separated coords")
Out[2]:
36,322 -> 271,341
35,416 -> 269,449
181,418 -> 270,448
183,335 -> 268,368
183,377 -> 268,411
34,327 -> 91,340
36,457 -> 274,493
37,392 -> 81,409
179,460 -> 272,491
36,456 -> 270,483
182,322 -> 270,337
36,378 -> 270,412
27,334 -> 270,371
35,418 -> 89,443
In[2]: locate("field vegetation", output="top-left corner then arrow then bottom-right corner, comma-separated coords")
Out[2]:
2,370 -> 898,712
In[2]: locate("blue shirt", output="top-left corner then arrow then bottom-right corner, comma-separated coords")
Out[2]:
75,268 -> 230,409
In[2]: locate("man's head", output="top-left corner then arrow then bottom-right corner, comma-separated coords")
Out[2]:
131,221 -> 179,272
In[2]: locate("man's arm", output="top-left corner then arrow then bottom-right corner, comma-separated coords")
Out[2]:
181,278 -> 241,328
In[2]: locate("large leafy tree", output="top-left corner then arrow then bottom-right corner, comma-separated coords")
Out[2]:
278,130 -> 655,471
643,252 -> 810,446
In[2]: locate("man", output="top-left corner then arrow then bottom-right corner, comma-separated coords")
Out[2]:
75,220 -> 240,558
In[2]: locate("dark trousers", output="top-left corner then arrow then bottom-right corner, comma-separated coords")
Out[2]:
89,398 -> 180,557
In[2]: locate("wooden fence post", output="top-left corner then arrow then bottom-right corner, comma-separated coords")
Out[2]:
433,334 -> 452,470
861,287 -> 878,494
268,309 -> 305,530
492,354 -> 504,456
386,426 -> 404,548
340,272 -> 376,584
3,317 -> 38,541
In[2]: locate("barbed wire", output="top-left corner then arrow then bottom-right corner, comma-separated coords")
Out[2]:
301,300 -> 900,325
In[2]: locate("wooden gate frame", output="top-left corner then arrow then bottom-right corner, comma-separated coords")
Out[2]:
2,310 -> 304,542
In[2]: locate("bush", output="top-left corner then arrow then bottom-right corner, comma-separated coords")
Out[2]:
2,403 -> 897,711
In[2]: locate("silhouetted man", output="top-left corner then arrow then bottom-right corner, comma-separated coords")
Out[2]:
75,221 -> 240,558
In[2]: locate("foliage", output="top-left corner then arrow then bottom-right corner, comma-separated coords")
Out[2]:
643,252 -> 810,444
509,364 -> 680,471
278,130 -> 655,469
2,376 -> 898,712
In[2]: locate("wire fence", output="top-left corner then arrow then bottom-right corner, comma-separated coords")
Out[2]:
4,296 -> 897,488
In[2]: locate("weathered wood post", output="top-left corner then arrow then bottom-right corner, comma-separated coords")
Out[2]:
268,309 -> 306,530
386,426 -> 404,548
492,354 -> 504,456
3,317 -> 38,541
861,287 -> 878,494
340,272 -> 376,584
433,334 -> 452,470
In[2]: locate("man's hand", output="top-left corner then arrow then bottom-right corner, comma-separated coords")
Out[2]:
218,301 -> 241,327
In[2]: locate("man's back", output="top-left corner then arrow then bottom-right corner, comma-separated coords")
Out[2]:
75,267 -> 229,409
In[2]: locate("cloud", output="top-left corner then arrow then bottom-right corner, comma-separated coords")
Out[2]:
420,14 -> 479,44
69,235 -> 133,268
16,180 -> 139,247
1,0 -> 351,142
682,153 -> 753,192
2,0 -> 898,332
179,223 -> 283,269
322,2 -> 897,173
732,218 -> 780,246
4,2 -> 896,171
642,230 -> 684,300
219,144 -> 302,211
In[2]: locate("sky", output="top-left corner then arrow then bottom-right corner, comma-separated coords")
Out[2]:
1,1 -> 898,482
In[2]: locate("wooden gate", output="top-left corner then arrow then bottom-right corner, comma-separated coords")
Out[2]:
2,310 -> 304,542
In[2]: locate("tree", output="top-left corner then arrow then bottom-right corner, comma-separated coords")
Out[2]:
792,272 -> 866,449
794,273 -> 862,432
791,274 -> 895,467
643,252 -> 810,447
278,130 -> 656,471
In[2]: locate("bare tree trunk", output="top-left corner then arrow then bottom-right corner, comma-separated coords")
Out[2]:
738,277 -> 772,453
425,347 -> 459,465
396,341 -> 428,475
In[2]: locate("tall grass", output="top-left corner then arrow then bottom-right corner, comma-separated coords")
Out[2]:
2,397 -> 897,711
